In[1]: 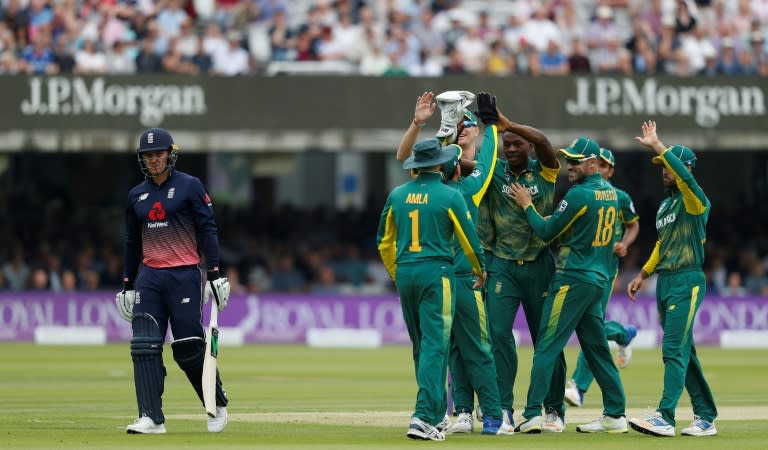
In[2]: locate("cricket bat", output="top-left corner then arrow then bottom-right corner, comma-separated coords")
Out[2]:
202,295 -> 219,418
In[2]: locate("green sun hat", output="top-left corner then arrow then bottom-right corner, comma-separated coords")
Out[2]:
652,145 -> 697,167
558,137 -> 601,162
403,138 -> 459,170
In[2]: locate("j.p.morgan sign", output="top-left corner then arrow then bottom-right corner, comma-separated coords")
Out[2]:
20,77 -> 207,126
566,77 -> 766,127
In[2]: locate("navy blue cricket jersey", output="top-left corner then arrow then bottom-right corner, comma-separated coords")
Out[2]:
123,169 -> 220,286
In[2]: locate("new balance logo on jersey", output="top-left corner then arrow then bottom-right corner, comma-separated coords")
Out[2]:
656,213 -> 676,230
181,297 -> 190,304
470,168 -> 481,177
139,193 -> 149,201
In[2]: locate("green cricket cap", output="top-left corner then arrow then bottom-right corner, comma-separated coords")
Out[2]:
652,145 -> 697,167
559,137 -> 600,162
599,147 -> 615,166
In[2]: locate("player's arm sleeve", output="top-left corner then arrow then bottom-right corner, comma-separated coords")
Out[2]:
619,191 -> 639,246
537,159 -> 561,184
123,193 -> 142,288
477,194 -> 496,251
376,196 -> 397,280
447,193 -> 485,276
524,190 -> 587,243
190,178 -> 221,271
641,240 -> 662,275
462,123 -> 499,206
658,149 -> 709,215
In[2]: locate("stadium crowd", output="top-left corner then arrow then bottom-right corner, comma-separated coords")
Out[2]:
2,0 -> 768,77
1,194 -> 768,297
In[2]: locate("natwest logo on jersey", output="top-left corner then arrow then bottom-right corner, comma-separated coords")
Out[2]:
147,201 -> 169,228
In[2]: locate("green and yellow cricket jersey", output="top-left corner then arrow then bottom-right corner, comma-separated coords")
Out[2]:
609,183 -> 639,272
524,173 -> 619,287
642,150 -> 710,274
377,172 -> 485,280
478,158 -> 560,261
446,124 -> 498,274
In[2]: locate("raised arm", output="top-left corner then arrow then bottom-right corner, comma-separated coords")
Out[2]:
396,92 -> 436,163
508,183 -> 587,243
497,108 -> 558,169
635,120 -> 708,215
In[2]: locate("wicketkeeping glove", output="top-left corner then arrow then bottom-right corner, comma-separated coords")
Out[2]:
205,271 -> 230,312
475,92 -> 498,125
115,289 -> 136,322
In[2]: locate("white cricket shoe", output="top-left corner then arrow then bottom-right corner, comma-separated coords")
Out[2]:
446,412 -> 473,434
406,417 -> 445,441
126,415 -> 166,434
681,416 -> 717,436
576,415 -> 628,433
502,409 -> 514,427
542,411 -> 565,433
564,379 -> 583,407
629,412 -> 675,437
515,415 -> 543,434
436,414 -> 450,432
207,406 -> 228,433
616,325 -> 637,369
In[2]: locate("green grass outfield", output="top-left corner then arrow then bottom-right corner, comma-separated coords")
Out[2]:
1,343 -> 766,449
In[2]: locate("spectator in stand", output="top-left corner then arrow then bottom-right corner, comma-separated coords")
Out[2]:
586,6 -> 623,57
534,39 -> 569,75
455,25 -> 487,73
20,32 -> 56,74
2,245 -> 30,291
52,33 -> 75,73
212,30 -> 250,75
175,18 -> 199,60
359,31 -> 390,75
60,269 -> 77,292
716,37 -> 742,74
568,37 -> 591,73
29,268 -> 49,290
253,0 -> 289,24
745,261 -> 768,295
26,0 -> 53,43
735,46 -> 759,75
443,44 -> 466,74
106,40 -> 137,74
486,39 -> 515,75
271,254 -> 306,292
679,25 -> 716,75
722,272 -> 747,297
135,34 -> 162,72
268,9 -> 294,61
75,38 -> 107,74
522,5 -> 562,54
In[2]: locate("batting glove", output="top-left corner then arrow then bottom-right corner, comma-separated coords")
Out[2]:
205,271 -> 230,312
474,92 -> 499,125
115,289 -> 136,322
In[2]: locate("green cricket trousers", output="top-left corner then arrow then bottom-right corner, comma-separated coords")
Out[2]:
396,261 -> 455,426
571,269 -> 633,392
523,272 -> 625,420
487,251 -> 565,417
448,274 -> 503,420
655,269 -> 717,425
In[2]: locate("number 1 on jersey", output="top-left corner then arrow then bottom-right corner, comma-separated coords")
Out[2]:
408,209 -> 422,252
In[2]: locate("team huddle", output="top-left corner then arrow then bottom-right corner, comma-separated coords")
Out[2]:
376,91 -> 718,440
